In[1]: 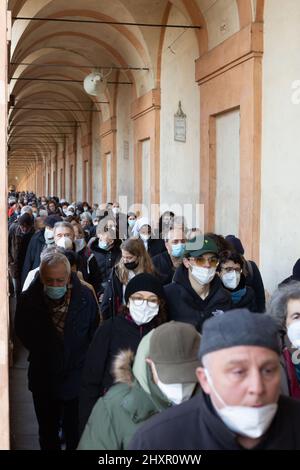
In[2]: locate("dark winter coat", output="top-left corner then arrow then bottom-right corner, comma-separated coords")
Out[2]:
21,229 -> 46,286
128,392 -> 300,450
152,250 -> 177,285
8,222 -> 35,279
245,260 -> 265,312
15,272 -> 99,401
164,264 -> 232,332
89,239 -> 121,285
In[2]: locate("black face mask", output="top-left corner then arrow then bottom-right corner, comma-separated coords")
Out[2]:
124,260 -> 139,270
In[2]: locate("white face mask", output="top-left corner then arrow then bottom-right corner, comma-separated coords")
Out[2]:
44,227 -> 54,245
112,207 -> 119,215
191,266 -> 216,285
56,236 -> 73,250
128,299 -> 159,326
222,271 -> 241,290
74,238 -> 86,252
287,320 -> 300,348
205,368 -> 278,439
156,379 -> 196,405
140,233 -> 150,242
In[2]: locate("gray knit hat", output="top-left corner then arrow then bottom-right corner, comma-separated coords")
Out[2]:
198,309 -> 281,360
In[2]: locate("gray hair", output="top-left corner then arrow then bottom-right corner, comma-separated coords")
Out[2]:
80,212 -> 92,222
53,221 -> 75,236
40,250 -> 71,279
21,205 -> 33,215
268,281 -> 300,329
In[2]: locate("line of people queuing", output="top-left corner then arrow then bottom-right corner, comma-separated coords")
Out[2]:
7,190 -> 300,450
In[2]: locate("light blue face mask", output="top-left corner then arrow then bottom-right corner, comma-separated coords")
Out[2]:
171,243 -> 186,258
98,240 -> 109,250
44,285 -> 67,300
128,219 -> 136,228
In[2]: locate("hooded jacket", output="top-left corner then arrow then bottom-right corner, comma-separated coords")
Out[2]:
78,331 -> 171,449
164,264 -> 232,332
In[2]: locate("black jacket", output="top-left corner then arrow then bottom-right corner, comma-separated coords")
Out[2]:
21,229 -> 46,286
128,392 -> 300,450
152,250 -> 176,285
164,265 -> 232,332
89,239 -> 121,284
100,269 -> 123,320
15,273 -> 99,400
79,314 -> 155,434
245,260 -> 265,313
147,238 -> 167,258
224,275 -> 257,312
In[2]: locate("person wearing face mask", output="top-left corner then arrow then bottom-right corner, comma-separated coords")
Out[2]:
15,250 -> 99,450
79,273 -> 167,435
226,234 -> 266,313
72,223 -> 103,297
88,226 -> 121,296
152,228 -> 187,285
269,283 -> 300,399
21,214 -> 62,288
100,237 -> 156,320
133,217 -> 166,258
8,212 -> 35,298
129,309 -> 300,450
218,251 -> 256,311
78,321 -> 199,449
164,235 -> 231,332
108,201 -> 128,239
127,212 -> 137,238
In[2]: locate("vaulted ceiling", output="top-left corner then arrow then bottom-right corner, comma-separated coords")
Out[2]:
7,0 -> 257,184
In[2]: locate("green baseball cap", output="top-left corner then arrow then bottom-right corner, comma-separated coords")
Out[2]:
184,235 -> 219,258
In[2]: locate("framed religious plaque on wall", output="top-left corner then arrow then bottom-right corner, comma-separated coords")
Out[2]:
174,101 -> 186,142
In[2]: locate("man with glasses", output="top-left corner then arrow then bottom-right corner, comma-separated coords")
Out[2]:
164,235 -> 231,332
218,250 -> 256,311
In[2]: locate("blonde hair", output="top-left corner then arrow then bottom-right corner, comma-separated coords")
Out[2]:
116,237 -> 154,284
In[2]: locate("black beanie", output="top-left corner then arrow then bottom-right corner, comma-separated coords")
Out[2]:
125,273 -> 165,304
225,235 -> 245,255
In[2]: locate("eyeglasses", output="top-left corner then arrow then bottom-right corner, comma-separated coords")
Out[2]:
130,296 -> 159,307
189,256 -> 219,267
221,267 -> 242,274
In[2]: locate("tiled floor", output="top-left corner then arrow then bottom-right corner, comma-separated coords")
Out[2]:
9,341 -> 39,450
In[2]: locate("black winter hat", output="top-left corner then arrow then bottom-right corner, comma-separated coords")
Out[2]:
125,273 -> 165,304
198,309 -> 281,360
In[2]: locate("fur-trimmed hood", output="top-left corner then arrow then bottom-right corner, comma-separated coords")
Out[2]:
112,330 -> 154,393
112,349 -> 135,386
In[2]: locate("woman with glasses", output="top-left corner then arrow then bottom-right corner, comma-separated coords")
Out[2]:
218,250 -> 256,311
79,273 -> 167,435
100,237 -> 155,320
165,235 -> 232,332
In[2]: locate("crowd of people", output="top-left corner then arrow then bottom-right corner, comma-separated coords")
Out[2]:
7,190 -> 300,450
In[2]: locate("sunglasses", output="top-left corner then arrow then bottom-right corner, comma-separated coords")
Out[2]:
189,256 -> 219,267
